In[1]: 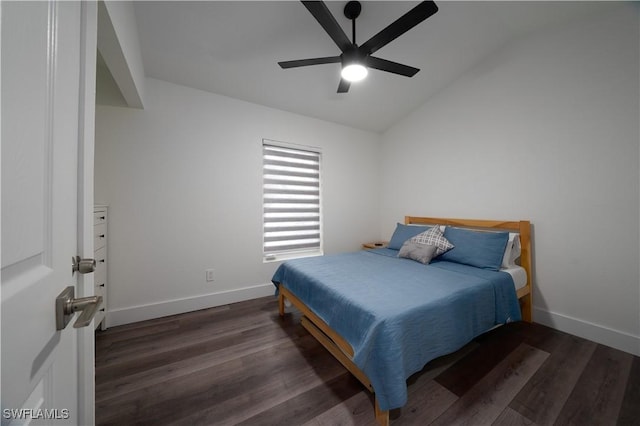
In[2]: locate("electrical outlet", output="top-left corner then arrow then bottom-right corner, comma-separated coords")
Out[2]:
206,269 -> 214,282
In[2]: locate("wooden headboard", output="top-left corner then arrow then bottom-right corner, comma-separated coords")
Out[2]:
405,216 -> 533,322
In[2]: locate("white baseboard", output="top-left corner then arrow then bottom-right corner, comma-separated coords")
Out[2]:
106,292 -> 640,356
106,283 -> 275,327
534,307 -> 640,356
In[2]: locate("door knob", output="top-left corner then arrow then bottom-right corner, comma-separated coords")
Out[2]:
72,255 -> 96,275
55,286 -> 103,330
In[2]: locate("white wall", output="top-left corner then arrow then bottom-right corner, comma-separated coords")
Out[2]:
95,78 -> 381,326
380,6 -> 640,355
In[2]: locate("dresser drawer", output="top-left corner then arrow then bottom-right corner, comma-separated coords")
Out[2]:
94,305 -> 106,329
93,210 -> 107,226
94,223 -> 107,250
95,282 -> 106,300
94,246 -> 107,286
94,278 -> 106,329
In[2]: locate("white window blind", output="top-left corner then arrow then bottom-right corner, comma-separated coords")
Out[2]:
263,141 -> 322,261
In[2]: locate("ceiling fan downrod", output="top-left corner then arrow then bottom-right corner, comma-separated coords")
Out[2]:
343,1 -> 362,45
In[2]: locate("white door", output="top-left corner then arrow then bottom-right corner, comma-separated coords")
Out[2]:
1,1 -> 96,424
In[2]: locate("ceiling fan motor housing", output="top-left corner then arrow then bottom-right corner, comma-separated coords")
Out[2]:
341,48 -> 364,67
344,1 -> 362,20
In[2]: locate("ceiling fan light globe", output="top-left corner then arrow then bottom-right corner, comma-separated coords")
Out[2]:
341,64 -> 368,82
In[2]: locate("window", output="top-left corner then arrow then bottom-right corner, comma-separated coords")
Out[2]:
262,140 -> 322,261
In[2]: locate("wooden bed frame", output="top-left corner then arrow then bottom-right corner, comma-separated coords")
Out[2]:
278,216 -> 533,425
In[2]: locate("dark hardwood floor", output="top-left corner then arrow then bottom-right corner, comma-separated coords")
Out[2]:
95,296 -> 639,425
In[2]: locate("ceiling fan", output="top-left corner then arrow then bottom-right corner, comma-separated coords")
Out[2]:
278,1 -> 439,93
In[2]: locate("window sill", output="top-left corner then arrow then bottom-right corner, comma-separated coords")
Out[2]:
263,249 -> 323,263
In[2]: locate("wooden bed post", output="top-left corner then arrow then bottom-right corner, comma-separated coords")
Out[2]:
278,289 -> 285,317
374,398 -> 390,426
518,220 -> 533,322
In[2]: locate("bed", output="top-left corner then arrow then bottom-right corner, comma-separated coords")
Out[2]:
272,216 -> 533,425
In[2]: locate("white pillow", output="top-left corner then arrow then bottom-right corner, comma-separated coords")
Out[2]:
501,233 -> 521,268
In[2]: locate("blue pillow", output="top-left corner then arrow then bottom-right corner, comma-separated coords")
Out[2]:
439,227 -> 509,271
388,223 -> 431,250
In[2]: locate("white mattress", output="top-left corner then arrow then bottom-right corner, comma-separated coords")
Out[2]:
502,265 -> 527,291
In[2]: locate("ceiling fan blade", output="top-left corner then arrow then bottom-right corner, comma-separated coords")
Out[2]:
359,1 -> 438,55
337,78 -> 350,93
278,56 -> 341,69
366,56 -> 419,77
302,1 -> 352,52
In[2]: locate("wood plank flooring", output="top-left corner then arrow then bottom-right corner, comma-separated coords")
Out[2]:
95,297 -> 639,425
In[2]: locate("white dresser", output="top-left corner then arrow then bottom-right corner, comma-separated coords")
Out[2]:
94,205 -> 108,330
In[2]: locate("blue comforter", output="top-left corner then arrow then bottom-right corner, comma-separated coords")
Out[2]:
271,249 -> 521,411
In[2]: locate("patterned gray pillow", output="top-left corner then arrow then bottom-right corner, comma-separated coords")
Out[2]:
398,241 -> 438,264
410,226 -> 454,256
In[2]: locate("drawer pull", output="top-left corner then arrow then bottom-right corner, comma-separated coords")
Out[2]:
99,284 -> 105,287
99,216 -> 105,220
99,234 -> 105,238
99,259 -> 105,263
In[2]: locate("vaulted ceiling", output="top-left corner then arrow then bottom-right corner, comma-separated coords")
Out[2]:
130,1 -> 613,133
